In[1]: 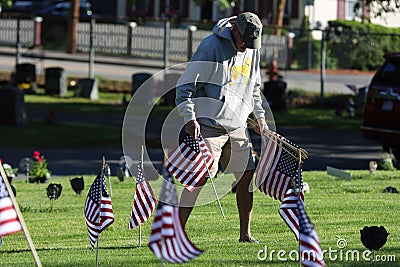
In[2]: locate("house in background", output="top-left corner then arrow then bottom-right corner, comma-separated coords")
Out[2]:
307,0 -> 400,29
113,0 -> 400,29
125,0 -> 304,28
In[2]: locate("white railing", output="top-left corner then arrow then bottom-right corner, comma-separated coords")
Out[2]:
0,18 -> 288,64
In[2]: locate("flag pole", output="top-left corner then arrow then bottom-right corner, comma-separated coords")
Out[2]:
246,118 -> 308,162
292,149 -> 303,267
298,151 -> 302,267
200,156 -> 225,218
95,238 -> 100,267
105,164 -> 112,196
0,163 -> 42,267
138,145 -> 144,248
95,157 -> 106,267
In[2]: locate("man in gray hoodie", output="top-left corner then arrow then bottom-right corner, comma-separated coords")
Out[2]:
175,12 -> 268,243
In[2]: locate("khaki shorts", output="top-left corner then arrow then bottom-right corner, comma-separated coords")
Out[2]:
201,127 -> 255,177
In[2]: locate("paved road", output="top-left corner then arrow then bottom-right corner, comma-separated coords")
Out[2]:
1,121 -> 385,178
282,70 -> 373,94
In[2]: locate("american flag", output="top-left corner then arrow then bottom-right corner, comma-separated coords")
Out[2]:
129,159 -> 156,229
298,197 -> 326,267
84,170 -> 114,249
0,174 -> 22,237
256,131 -> 304,240
148,166 -> 203,263
166,134 -> 214,192
279,189 -> 304,240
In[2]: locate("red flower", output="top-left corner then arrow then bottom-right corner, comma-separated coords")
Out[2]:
37,156 -> 44,163
33,151 -> 41,160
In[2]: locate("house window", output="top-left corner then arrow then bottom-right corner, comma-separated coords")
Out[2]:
345,0 -> 357,20
285,0 -> 292,18
129,0 -> 150,17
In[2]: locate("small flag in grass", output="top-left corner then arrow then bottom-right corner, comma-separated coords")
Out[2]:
129,158 -> 156,229
84,169 -> 114,249
166,134 -> 214,192
149,165 -> 203,263
0,174 -> 22,237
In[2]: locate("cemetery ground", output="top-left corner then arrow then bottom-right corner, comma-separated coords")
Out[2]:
0,75 -> 399,266
1,171 -> 399,266
0,82 -> 365,149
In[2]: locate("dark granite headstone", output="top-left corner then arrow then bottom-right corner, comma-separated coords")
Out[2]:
0,85 -> 26,126
45,67 -> 67,96
77,78 -> 98,100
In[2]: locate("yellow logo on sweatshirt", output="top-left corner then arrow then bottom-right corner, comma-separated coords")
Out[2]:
229,57 -> 251,85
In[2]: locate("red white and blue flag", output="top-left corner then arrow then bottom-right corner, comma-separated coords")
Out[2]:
0,173 -> 22,237
279,188 -> 304,240
84,170 -> 114,249
148,165 -> 203,263
166,134 -> 214,192
298,197 -> 326,267
256,131 -> 304,240
129,159 -> 156,229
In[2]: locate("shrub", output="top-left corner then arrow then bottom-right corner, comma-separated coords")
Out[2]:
326,20 -> 400,70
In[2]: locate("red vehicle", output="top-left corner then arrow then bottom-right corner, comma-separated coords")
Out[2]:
361,53 -> 400,166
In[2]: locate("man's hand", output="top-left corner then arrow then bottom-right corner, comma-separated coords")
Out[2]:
185,120 -> 201,140
254,117 -> 268,135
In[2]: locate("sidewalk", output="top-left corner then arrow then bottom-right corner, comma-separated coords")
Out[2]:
1,126 -> 384,177
0,45 -> 170,69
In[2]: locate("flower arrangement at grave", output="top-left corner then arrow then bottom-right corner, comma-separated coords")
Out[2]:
0,159 -> 18,183
29,151 -> 51,183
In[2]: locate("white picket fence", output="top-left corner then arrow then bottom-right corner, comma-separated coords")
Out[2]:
0,18 -> 288,64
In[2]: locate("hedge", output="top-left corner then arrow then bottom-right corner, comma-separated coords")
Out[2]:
326,20 -> 400,70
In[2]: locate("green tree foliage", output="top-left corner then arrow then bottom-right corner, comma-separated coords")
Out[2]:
355,0 -> 400,18
297,15 -> 310,39
327,20 -> 400,70
0,0 -> 12,9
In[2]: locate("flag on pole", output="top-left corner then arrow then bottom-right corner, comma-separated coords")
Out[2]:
129,159 -> 156,229
255,131 -> 304,240
279,188 -> 304,240
0,164 -> 42,266
298,197 -> 326,267
84,170 -> 114,249
166,134 -> 214,192
0,174 -> 22,237
255,132 -> 301,200
148,166 -> 203,263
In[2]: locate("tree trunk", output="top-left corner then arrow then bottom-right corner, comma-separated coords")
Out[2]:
67,0 -> 80,53
273,0 -> 286,36
271,0 -> 286,61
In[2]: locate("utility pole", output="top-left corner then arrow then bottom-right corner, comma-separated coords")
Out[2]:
67,0 -> 80,53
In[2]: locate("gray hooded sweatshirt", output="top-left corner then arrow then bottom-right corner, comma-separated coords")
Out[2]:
175,16 -> 265,133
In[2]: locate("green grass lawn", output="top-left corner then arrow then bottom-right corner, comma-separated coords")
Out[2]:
1,170 -> 399,266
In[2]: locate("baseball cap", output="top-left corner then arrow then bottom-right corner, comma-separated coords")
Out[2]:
235,12 -> 262,49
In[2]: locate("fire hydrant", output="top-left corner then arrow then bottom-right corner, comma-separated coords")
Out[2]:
266,61 -> 279,81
